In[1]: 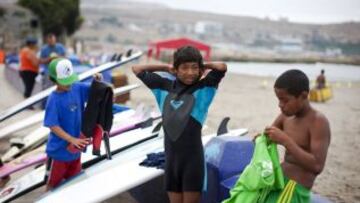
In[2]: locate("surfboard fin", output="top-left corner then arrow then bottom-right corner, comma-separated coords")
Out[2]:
110,53 -> 117,61
152,122 -> 162,133
116,53 -> 123,61
103,132 -> 112,160
217,117 -> 230,136
92,125 -> 104,156
126,49 -> 133,57
137,116 -> 162,129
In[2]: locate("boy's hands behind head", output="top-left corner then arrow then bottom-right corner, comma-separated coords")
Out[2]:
200,69 -> 211,80
166,64 -> 175,74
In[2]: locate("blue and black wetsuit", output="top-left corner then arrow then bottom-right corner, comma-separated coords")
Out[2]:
136,69 -> 225,192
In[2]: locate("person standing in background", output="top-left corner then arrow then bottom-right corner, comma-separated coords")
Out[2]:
316,69 -> 326,89
0,48 -> 5,64
39,33 -> 66,108
40,33 -> 66,90
19,37 -> 39,101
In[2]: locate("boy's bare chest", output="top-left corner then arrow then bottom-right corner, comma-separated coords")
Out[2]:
283,118 -> 311,149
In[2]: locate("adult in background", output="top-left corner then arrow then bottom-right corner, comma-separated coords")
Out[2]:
0,48 -> 5,64
19,37 -> 39,100
40,33 -> 66,108
40,33 -> 66,90
316,69 -> 326,89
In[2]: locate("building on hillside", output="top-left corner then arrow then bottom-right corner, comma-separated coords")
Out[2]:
195,21 -> 223,38
0,3 -> 41,52
275,37 -> 304,53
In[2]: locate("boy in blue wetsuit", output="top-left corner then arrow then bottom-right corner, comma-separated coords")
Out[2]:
132,46 -> 227,203
43,58 -> 91,190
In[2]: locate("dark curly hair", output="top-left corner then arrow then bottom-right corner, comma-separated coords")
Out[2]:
274,69 -> 309,97
173,46 -> 204,70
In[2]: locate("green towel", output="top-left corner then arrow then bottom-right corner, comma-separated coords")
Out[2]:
222,134 -> 285,203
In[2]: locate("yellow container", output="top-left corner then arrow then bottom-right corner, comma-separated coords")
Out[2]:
309,87 -> 333,102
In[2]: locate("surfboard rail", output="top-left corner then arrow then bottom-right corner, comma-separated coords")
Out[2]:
0,51 -> 143,122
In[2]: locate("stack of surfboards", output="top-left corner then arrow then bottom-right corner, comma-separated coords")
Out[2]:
0,51 -> 143,163
0,51 -> 143,122
0,120 -> 163,202
0,115 -> 248,203
0,51 -> 145,201
35,120 -> 248,203
0,104 -> 160,178
0,84 -> 141,163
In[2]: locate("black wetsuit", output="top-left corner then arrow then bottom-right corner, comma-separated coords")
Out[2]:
137,69 -> 225,192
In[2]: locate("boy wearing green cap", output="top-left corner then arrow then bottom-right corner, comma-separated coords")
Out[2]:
43,58 -> 91,190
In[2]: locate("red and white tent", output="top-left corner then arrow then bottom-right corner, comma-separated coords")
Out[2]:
148,37 -> 211,61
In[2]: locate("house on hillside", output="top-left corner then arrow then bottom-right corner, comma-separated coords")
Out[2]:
0,3 -> 41,52
275,37 -> 304,53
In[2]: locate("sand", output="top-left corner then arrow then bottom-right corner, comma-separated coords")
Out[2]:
1,63 -> 359,203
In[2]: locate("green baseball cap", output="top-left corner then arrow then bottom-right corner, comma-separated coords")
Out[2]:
49,58 -> 79,86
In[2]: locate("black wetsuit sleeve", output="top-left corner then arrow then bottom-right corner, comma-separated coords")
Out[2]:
202,69 -> 226,88
136,71 -> 167,89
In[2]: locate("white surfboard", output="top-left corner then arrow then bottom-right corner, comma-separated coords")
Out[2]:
36,128 -> 248,203
0,84 -> 141,162
0,108 -> 160,179
0,104 -> 159,177
0,103 -> 147,163
0,51 -> 143,122
0,122 -> 162,203
0,112 -> 44,140
1,127 -> 49,162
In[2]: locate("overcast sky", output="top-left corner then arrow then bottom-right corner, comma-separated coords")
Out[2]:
137,0 -> 360,24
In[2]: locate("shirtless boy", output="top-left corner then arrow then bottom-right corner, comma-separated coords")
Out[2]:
264,69 -> 331,202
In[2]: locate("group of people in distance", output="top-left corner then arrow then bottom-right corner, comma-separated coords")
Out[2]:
18,34 -> 65,102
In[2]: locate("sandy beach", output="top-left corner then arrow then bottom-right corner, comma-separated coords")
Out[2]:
1,62 -> 359,203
